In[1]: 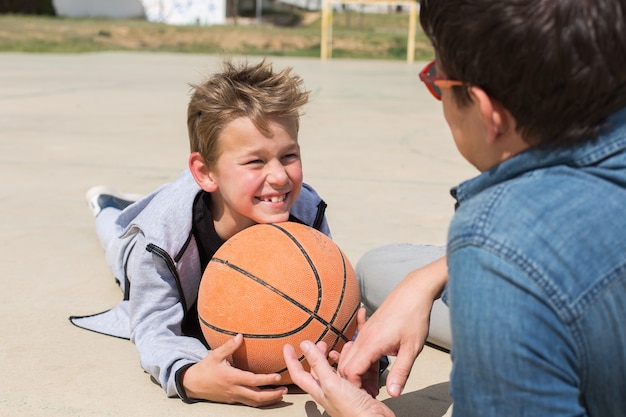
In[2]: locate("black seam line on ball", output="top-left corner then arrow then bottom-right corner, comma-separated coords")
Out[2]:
270,223 -> 323,315
270,223 -> 351,343
201,258 -> 348,341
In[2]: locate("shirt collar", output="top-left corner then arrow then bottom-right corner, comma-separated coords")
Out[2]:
452,107 -> 626,206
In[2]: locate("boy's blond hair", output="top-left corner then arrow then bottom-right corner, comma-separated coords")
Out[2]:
187,60 -> 310,167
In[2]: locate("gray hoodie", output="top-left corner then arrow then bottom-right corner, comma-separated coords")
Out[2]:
70,170 -> 330,398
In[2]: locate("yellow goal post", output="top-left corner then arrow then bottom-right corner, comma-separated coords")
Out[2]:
320,0 -> 418,63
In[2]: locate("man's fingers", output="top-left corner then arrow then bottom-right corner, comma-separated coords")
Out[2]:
315,340 -> 329,355
283,343 -> 301,369
284,343 -> 324,397
337,341 -> 372,388
284,341 -> 336,386
385,351 -> 414,397
300,340 -> 337,379
356,307 -> 367,330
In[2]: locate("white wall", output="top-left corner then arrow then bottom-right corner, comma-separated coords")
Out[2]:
53,0 -> 227,25
278,0 -> 321,11
53,0 -> 145,18
142,0 -> 226,25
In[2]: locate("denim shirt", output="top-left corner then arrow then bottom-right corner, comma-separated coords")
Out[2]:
445,107 -> 626,417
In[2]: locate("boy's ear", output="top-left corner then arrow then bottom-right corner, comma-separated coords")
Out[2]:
469,86 -> 510,145
189,152 -> 218,192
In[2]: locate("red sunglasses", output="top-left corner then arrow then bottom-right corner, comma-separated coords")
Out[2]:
419,60 -> 464,100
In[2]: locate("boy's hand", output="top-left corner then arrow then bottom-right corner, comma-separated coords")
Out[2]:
181,334 -> 288,407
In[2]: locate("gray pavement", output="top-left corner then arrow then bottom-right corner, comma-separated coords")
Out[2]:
0,52 -> 476,417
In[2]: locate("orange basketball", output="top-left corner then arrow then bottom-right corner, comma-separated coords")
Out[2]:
197,221 -> 360,385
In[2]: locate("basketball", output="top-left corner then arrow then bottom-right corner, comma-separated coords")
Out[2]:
197,221 -> 360,385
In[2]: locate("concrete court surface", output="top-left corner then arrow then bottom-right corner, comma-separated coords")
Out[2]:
0,52 -> 477,417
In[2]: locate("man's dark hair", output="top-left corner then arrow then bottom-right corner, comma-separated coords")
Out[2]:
420,0 -> 626,147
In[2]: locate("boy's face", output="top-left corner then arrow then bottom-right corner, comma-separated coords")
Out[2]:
207,117 -> 303,240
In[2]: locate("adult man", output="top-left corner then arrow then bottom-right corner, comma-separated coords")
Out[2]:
284,1 -> 626,416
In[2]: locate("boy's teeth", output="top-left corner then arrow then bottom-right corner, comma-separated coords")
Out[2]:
263,195 -> 285,202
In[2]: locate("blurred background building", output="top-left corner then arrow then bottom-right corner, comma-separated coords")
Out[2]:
52,0 -> 227,25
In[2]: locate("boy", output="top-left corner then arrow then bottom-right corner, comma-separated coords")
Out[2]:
70,60 -> 330,406
285,0 -> 626,416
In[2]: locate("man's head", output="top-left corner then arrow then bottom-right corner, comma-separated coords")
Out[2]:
419,0 -> 626,148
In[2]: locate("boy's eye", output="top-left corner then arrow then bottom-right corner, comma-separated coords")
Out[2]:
245,159 -> 264,165
282,153 -> 300,161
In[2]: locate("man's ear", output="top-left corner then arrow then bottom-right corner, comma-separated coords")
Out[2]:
469,86 -> 510,145
189,152 -> 218,192
469,86 -> 529,160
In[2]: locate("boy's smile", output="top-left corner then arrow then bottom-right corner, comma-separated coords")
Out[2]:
197,116 -> 303,240
257,193 -> 287,203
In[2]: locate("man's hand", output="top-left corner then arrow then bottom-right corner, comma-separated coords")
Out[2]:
284,340 -> 395,417
338,257 -> 448,397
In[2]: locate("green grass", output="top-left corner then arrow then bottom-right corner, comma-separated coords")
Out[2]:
0,13 -> 434,61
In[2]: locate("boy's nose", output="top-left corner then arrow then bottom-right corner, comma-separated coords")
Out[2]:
266,161 -> 289,185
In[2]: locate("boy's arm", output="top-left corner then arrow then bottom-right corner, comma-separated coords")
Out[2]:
126,234 -> 287,406
125,234 -> 208,398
